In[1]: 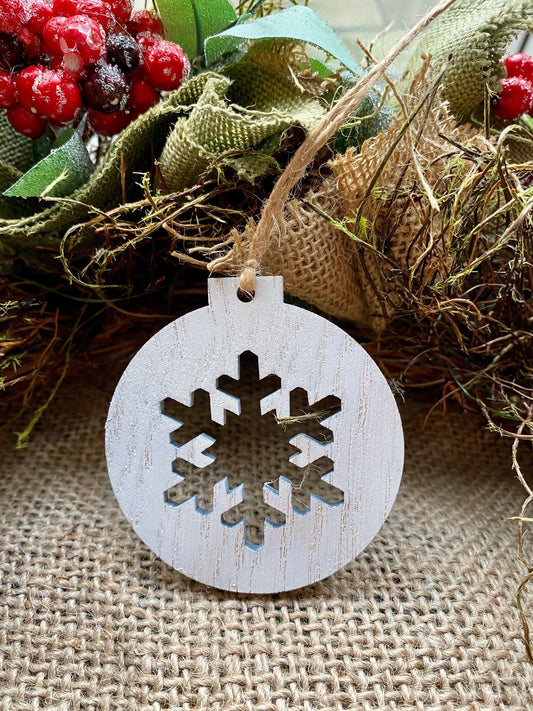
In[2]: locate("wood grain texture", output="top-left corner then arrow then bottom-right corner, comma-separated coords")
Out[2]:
105,277 -> 404,593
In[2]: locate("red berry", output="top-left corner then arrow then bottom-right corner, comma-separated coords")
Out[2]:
51,51 -> 86,80
124,64 -> 144,83
84,62 -> 128,112
26,1 -> 55,37
127,10 -> 164,37
59,15 -> 106,66
0,33 -> 27,71
0,1 -> 29,35
43,16 -> 69,56
77,0 -> 116,33
16,65 -> 46,112
106,0 -> 132,26
493,76 -> 533,120
144,40 -> 190,91
504,53 -> 533,83
135,31 -> 163,56
0,69 -> 17,109
7,104 -> 48,138
52,0 -> 78,15
87,107 -> 130,135
128,78 -> 159,113
32,68 -> 82,122
19,27 -> 42,60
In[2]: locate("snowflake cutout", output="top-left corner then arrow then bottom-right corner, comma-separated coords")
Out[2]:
162,351 -> 343,546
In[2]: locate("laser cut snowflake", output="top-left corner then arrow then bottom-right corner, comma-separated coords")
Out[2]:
162,351 -> 343,546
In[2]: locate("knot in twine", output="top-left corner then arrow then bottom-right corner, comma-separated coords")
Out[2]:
235,0 -> 459,296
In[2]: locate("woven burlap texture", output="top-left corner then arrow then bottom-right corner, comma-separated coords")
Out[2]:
328,67 -> 488,331
209,64 -> 485,330
412,0 -> 533,118
1,367 -> 532,711
210,178 -> 369,326
0,78 -> 194,258
158,43 -> 328,192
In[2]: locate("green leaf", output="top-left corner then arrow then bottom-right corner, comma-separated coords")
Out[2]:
204,5 -> 361,75
309,58 -> 335,78
32,134 -> 53,164
155,0 -> 236,58
333,90 -> 393,154
3,129 -> 94,199
191,0 -> 237,57
154,0 -> 198,58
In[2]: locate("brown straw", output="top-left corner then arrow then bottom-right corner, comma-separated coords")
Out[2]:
238,0 -> 459,295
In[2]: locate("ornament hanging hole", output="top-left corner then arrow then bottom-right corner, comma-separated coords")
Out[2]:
237,287 -> 255,303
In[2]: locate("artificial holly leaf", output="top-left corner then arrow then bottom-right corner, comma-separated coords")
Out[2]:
154,0 -> 198,58
155,0 -> 237,58
3,129 -> 94,199
192,0 -> 237,57
32,134 -> 53,164
204,5 -> 362,75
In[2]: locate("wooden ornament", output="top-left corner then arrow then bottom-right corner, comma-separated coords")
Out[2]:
105,277 -> 404,593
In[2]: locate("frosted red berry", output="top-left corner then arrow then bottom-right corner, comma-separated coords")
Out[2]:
1,0 -> 170,138
52,0 -> 78,15
0,0 -> 30,35
87,107 -> 130,135
127,10 -> 164,38
26,1 -> 55,37
106,0 -> 133,26
0,70 -> 17,109
144,40 -> 190,91
493,76 -> 533,120
51,51 -> 86,80
16,65 -> 46,111
32,68 -> 82,122
135,31 -> 163,56
43,16 -> 69,56
0,33 -> 27,71
106,33 -> 141,73
128,77 -> 159,113
19,28 -> 43,60
59,15 -> 106,66
7,104 -> 48,138
77,0 -> 116,34
504,53 -> 533,83
84,62 -> 128,112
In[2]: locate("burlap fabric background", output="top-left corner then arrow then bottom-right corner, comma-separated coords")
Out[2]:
1,366 -> 532,710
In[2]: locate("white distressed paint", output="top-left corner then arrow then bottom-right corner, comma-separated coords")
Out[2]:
105,276 -> 404,593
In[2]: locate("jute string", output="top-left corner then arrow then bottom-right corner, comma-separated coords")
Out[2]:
237,0 -> 460,295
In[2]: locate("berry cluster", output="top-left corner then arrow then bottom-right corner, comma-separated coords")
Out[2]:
493,53 -> 533,121
0,0 -> 190,138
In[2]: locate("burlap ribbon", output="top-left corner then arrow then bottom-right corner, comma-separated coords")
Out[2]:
414,0 -> 533,118
0,43 -> 328,260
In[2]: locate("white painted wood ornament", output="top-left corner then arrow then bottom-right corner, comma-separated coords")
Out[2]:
106,277 -> 404,593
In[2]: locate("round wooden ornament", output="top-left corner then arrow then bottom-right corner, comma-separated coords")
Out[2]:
105,276 -> 404,593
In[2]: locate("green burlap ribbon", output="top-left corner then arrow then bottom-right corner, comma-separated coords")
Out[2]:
0,111 -> 35,174
0,76 -> 212,260
413,0 -> 533,118
0,42 -> 326,261
158,61 -> 326,191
